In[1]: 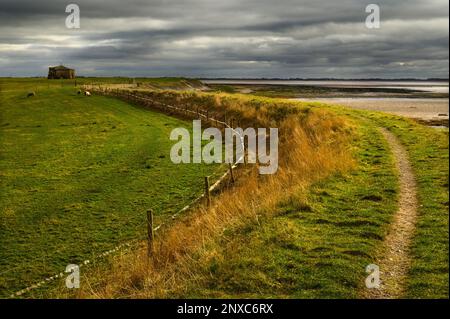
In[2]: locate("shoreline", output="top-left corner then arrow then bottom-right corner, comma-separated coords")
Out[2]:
291,97 -> 449,127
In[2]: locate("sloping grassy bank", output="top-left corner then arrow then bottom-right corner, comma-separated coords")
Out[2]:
126,90 -> 313,128
71,91 -> 447,299
175,119 -> 398,298
0,85 -> 221,297
44,90 -> 399,298
7,86 -> 445,298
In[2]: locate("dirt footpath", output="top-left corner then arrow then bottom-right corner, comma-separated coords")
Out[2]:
364,128 -> 418,299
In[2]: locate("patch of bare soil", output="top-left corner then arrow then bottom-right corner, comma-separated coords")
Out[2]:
364,128 -> 418,299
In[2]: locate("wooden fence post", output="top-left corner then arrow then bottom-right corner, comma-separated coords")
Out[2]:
229,163 -> 235,184
204,176 -> 211,207
146,209 -> 154,257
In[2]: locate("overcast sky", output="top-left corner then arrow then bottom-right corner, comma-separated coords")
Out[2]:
0,0 -> 448,78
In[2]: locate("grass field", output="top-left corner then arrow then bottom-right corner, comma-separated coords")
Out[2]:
0,79 -> 447,299
63,89 -> 446,299
0,77 -> 203,93
0,81 -> 222,297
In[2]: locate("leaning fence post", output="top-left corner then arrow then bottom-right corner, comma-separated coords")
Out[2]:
146,209 -> 154,257
204,176 -> 211,207
229,163 -> 235,184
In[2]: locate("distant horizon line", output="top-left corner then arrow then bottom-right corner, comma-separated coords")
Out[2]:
199,77 -> 449,82
1,76 -> 449,82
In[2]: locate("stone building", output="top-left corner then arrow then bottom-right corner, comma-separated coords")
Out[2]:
48,65 -> 75,79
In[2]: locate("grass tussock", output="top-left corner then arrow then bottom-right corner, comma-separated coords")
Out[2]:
56,92 -> 356,298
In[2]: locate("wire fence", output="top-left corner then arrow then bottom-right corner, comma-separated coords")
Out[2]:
9,86 -> 246,298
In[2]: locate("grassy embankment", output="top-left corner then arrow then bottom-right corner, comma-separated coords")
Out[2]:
0,80 -> 221,297
43,89 -> 408,299
176,115 -> 398,298
1,79 -> 447,298
65,90 -> 447,299
173,104 -> 449,298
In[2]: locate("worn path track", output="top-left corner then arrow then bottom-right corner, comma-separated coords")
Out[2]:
364,128 -> 418,299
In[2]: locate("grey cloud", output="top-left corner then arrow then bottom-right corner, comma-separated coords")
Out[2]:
0,0 -> 448,78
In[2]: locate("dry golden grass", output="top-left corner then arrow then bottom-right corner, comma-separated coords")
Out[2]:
53,91 -> 355,298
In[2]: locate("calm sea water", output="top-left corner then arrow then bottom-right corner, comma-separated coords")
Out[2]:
202,79 -> 449,93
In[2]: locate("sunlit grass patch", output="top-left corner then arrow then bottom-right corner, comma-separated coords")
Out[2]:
0,85 -> 222,297
181,119 -> 398,298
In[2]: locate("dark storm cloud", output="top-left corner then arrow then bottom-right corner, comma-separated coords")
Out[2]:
0,0 -> 448,77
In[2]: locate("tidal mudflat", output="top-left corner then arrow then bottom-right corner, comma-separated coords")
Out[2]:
292,97 -> 449,125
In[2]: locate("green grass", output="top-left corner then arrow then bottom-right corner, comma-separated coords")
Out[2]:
312,104 -> 449,298
0,84 -> 222,297
363,113 -> 449,298
163,100 -> 448,299
1,79 -> 447,299
0,77 -> 202,94
179,119 -> 399,298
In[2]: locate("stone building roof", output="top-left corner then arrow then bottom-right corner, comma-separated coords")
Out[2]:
49,65 -> 74,71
